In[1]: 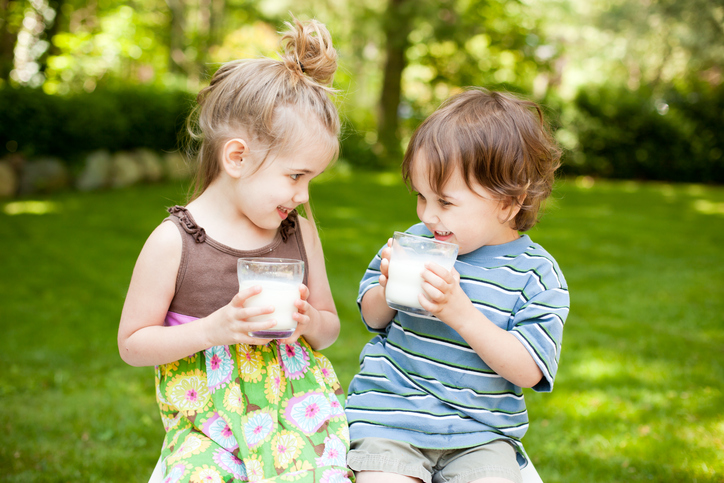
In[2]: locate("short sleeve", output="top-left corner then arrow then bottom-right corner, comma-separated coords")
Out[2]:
510,279 -> 569,392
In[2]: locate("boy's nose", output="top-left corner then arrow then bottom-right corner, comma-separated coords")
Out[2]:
419,205 -> 439,224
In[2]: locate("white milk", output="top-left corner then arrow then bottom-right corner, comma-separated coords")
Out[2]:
386,258 -> 428,310
239,280 -> 299,330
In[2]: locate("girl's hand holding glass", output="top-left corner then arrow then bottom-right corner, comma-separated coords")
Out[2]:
278,283 -> 315,345
204,284 -> 276,347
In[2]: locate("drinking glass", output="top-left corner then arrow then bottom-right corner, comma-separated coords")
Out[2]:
237,257 -> 304,338
385,232 -> 459,317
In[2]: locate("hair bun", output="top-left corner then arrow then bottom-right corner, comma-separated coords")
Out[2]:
280,18 -> 337,87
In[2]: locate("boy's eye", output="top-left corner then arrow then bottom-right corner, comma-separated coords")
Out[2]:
415,192 -> 425,200
290,174 -> 301,180
438,198 -> 452,206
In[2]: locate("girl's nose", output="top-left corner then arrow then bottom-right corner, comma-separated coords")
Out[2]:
292,186 -> 309,205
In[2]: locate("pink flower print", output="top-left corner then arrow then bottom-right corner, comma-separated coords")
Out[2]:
191,465 -> 223,482
237,344 -> 264,383
315,435 -> 347,468
166,370 -> 209,412
320,468 -> 353,483
327,393 -> 345,419
212,449 -> 248,481
242,410 -> 275,448
284,392 -> 332,434
202,412 -> 238,451
205,346 -> 233,393
162,463 -> 187,483
279,342 -> 310,380
271,431 -> 304,469
264,361 -> 286,405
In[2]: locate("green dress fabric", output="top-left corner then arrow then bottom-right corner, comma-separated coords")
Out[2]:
155,339 -> 352,483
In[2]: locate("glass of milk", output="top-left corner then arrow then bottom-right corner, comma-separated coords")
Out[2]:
385,232 -> 459,317
237,258 -> 304,338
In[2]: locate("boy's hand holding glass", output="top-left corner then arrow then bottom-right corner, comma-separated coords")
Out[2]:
377,238 -> 394,290
418,263 -> 475,330
385,232 -> 459,317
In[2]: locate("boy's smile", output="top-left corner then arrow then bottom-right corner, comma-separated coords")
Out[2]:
432,229 -> 454,242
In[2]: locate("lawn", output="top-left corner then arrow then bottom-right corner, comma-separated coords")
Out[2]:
1,167 -> 723,482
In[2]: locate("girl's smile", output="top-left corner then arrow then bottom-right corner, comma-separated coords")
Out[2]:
277,205 -> 293,220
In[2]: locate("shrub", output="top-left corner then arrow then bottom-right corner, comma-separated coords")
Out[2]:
564,83 -> 724,183
0,85 -> 194,167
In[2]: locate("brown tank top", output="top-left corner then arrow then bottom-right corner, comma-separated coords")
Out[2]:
163,205 -> 309,320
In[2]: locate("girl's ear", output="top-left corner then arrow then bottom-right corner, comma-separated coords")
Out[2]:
221,138 -> 249,178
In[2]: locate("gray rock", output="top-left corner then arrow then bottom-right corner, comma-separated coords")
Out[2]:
110,151 -> 144,188
0,160 -> 17,198
165,151 -> 194,180
136,148 -> 164,182
18,157 -> 69,195
76,150 -> 112,191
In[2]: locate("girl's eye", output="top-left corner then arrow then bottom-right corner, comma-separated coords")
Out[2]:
290,174 -> 301,181
415,192 -> 425,201
438,198 -> 452,207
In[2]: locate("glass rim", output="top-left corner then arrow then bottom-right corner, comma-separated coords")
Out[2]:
392,231 -> 459,248
237,257 -> 304,265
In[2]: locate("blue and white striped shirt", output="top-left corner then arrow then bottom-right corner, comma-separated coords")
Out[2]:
345,223 -> 569,465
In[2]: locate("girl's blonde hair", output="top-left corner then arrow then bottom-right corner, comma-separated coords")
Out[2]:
402,88 -> 562,232
186,17 -> 340,203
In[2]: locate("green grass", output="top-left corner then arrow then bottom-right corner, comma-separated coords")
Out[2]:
1,169 -> 723,482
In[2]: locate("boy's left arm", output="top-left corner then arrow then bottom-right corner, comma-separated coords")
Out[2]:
419,264 -> 544,388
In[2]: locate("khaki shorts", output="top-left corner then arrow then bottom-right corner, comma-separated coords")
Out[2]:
347,437 -> 523,483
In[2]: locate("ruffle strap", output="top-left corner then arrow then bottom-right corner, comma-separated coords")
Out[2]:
168,205 -> 207,243
280,210 -> 298,242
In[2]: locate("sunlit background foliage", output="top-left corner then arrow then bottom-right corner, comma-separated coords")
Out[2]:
1,2 -> 723,482
1,0 -> 723,180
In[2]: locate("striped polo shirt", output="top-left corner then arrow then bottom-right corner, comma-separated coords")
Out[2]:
345,223 -> 569,466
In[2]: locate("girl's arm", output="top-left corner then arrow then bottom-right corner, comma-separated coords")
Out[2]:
118,222 -> 276,367
283,216 -> 340,350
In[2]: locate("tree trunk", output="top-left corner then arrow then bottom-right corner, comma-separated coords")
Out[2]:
167,0 -> 186,75
376,0 -> 414,162
0,0 -> 20,80
195,0 -> 224,80
37,0 -> 63,75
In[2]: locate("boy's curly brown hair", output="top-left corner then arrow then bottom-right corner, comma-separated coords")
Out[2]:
402,88 -> 562,232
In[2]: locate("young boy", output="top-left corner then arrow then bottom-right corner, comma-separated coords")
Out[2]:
345,88 -> 570,483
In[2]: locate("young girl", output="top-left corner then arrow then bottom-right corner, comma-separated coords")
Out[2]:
345,89 -> 569,483
118,18 -> 353,483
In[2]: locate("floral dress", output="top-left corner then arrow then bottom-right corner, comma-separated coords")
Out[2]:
155,339 -> 353,483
